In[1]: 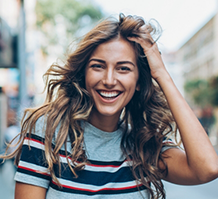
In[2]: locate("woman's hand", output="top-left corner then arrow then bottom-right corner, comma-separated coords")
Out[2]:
127,27 -> 168,81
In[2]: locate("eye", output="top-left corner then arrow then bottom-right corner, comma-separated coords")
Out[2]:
118,66 -> 131,71
91,64 -> 103,68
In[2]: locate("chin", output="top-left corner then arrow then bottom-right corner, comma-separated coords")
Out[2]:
96,108 -> 122,118
99,112 -> 119,117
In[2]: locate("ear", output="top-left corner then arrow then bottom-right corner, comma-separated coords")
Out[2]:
136,84 -> 140,91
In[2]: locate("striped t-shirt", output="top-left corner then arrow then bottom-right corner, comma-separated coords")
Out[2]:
14,118 -> 175,199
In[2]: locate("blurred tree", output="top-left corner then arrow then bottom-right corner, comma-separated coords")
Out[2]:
184,77 -> 218,135
184,79 -> 210,108
209,76 -> 218,107
35,0 -> 103,55
184,76 -> 218,108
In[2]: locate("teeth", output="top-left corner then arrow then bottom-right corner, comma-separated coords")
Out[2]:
99,91 -> 120,98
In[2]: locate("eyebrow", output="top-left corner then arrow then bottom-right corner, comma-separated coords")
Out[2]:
88,58 -> 136,67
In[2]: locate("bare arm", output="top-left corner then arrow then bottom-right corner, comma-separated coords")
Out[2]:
128,31 -> 218,184
15,182 -> 47,199
158,72 -> 218,184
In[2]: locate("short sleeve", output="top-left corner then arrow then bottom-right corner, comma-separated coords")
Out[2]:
14,117 -> 51,189
161,137 -> 178,153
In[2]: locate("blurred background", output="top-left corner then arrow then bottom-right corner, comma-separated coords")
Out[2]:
0,0 -> 218,198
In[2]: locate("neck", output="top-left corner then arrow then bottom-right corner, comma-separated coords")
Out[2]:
88,110 -> 120,132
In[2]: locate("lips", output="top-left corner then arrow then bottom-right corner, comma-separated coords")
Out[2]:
97,90 -> 122,99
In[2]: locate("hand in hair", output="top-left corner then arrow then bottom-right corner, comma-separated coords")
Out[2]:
127,28 -> 167,81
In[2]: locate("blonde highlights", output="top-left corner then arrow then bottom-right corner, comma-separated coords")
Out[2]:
1,14 -> 177,199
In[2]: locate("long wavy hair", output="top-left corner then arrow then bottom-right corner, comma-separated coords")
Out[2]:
1,14 -> 177,199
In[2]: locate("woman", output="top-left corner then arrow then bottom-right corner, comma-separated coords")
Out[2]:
2,14 -> 218,199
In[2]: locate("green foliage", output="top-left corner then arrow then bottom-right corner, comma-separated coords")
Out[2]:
209,76 -> 218,106
35,0 -> 103,55
184,79 -> 209,107
184,76 -> 218,107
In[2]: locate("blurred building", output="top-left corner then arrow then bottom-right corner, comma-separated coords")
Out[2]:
177,13 -> 218,81
161,51 -> 184,96
0,0 -> 39,148
0,0 -> 19,147
176,11 -> 218,145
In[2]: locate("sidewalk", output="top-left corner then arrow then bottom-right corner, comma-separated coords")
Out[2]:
0,160 -> 15,199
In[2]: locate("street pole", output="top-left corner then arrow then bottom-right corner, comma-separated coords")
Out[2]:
18,0 -> 28,121
0,87 -> 7,149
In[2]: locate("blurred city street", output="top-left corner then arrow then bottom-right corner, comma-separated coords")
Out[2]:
1,0 -> 218,199
0,146 -> 218,199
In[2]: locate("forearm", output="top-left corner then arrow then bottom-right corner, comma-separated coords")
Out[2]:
156,71 -> 218,181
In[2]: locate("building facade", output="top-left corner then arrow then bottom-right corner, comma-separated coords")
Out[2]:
177,12 -> 218,145
177,13 -> 218,81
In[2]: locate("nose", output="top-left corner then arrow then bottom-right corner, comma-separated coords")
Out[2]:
102,68 -> 117,88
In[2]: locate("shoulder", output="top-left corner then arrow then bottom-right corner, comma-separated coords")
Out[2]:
30,115 -> 60,134
29,115 -> 47,138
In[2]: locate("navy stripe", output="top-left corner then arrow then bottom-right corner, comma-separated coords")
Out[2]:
53,163 -> 137,186
20,145 -> 48,167
86,159 -> 127,166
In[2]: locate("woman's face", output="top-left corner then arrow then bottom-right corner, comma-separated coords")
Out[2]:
85,37 -> 139,120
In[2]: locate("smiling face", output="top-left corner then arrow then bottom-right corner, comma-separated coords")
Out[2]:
85,37 -> 139,125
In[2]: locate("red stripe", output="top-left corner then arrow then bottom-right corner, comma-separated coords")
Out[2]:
18,165 -> 50,176
162,141 -> 174,144
24,137 -> 44,145
52,180 -> 143,192
85,163 -> 125,168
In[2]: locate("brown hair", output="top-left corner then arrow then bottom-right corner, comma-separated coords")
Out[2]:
1,14 -> 176,199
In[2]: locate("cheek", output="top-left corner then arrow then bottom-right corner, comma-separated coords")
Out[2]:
127,73 -> 139,91
85,70 -> 93,89
124,80 -> 138,99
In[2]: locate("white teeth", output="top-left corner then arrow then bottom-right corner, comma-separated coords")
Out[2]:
99,91 -> 120,98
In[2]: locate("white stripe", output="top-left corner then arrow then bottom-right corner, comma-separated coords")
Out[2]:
19,160 -> 49,174
23,139 -> 45,150
84,161 -> 131,172
59,155 -> 132,173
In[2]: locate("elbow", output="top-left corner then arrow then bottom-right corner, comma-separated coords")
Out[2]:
197,164 -> 218,183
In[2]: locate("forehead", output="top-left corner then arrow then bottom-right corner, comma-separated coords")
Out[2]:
90,37 -> 137,63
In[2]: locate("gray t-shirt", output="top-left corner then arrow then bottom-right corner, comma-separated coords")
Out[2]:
15,118 -> 175,199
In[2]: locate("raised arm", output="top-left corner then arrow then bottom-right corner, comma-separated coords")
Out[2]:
128,31 -> 218,185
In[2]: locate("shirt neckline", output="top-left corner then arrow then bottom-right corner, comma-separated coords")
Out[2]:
82,121 -> 123,138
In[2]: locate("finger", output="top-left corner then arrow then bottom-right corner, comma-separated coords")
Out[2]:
127,36 -> 154,49
127,36 -> 161,59
139,25 -> 155,42
127,36 -> 139,43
